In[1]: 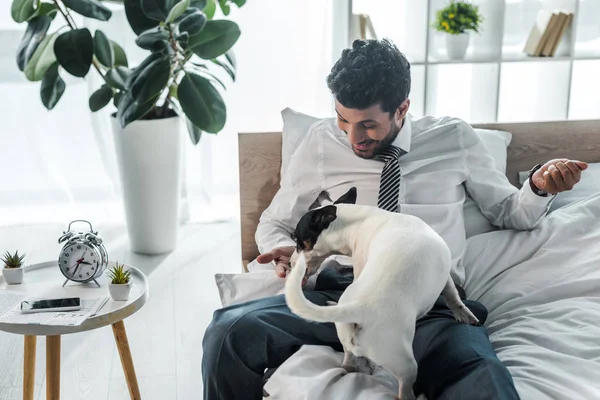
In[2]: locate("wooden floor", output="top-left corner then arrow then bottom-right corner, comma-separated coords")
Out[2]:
0,221 -> 241,399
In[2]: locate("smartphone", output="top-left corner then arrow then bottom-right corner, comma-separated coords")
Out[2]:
20,297 -> 81,314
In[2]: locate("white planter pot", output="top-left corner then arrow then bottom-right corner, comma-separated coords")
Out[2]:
2,267 -> 23,284
446,33 -> 470,60
109,282 -> 132,301
111,115 -> 183,255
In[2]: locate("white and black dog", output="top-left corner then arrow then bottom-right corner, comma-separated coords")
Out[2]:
285,187 -> 479,400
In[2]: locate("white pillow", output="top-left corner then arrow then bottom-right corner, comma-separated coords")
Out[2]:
280,108 -> 512,238
518,162 -> 600,213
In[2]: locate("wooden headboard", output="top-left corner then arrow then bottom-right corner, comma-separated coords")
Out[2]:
239,119 -> 600,267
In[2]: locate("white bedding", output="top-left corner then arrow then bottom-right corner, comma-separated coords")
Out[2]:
258,194 -> 600,399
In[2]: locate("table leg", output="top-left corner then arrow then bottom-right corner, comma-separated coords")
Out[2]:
23,335 -> 36,400
112,321 -> 141,400
46,335 -> 61,400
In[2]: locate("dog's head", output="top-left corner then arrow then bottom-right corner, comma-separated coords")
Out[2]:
290,187 -> 357,276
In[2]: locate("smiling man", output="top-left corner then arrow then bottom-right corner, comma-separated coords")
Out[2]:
201,39 -> 587,400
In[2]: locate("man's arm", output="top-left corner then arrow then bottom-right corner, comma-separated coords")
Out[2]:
255,126 -> 324,269
461,120 -> 555,230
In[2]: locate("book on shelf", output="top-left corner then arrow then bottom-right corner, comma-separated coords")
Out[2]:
523,10 -> 574,57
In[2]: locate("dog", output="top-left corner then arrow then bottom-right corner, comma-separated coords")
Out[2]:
284,187 -> 479,400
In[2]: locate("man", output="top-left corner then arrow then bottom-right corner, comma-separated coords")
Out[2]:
202,39 -> 587,399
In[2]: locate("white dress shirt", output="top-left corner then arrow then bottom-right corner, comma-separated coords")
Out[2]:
256,114 -> 555,284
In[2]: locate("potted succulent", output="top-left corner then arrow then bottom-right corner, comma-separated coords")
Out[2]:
107,262 -> 133,301
10,0 -> 245,255
433,0 -> 483,60
1,250 -> 26,285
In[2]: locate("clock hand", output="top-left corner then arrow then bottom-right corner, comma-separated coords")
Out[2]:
81,261 -> 92,265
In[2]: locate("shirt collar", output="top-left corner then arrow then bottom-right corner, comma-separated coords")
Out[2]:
392,113 -> 412,153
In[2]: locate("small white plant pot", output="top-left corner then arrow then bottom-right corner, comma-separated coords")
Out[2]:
109,282 -> 132,301
446,33 -> 470,60
2,267 -> 23,285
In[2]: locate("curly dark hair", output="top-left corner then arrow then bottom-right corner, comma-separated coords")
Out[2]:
326,39 -> 411,115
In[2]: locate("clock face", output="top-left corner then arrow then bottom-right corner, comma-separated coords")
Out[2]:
58,242 -> 101,282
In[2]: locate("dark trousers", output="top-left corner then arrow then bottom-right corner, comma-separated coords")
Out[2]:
202,269 -> 520,400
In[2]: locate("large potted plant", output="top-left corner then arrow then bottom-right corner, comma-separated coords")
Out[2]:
433,0 -> 483,60
11,0 -> 245,254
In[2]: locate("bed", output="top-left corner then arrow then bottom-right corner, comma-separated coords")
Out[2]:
229,115 -> 600,399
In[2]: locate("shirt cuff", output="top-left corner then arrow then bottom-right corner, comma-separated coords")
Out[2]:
521,177 -> 556,208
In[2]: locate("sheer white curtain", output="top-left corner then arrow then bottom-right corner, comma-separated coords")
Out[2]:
0,1 -> 337,227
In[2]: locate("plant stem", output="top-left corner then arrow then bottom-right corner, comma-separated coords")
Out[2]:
53,0 -> 107,81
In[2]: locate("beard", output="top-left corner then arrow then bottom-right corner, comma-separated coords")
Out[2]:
352,118 -> 402,159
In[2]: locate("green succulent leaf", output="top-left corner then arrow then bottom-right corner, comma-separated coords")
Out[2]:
30,2 -> 58,20
176,8 -> 206,36
62,0 -> 112,21
11,0 -> 36,23
130,57 -> 171,103
177,72 -> 225,133
141,0 -> 178,22
189,20 -> 240,59
112,40 -> 128,67
89,84 -> 113,111
54,28 -> 94,78
16,14 -> 51,72
186,117 -> 202,145
218,0 -> 230,16
125,52 -> 163,90
24,31 -> 58,81
231,0 -> 245,6
94,30 -> 114,67
166,0 -> 190,23
125,0 -> 160,35
2,250 -> 26,269
40,62 -> 66,110
117,91 -> 158,128
135,26 -> 170,50
106,66 -> 131,90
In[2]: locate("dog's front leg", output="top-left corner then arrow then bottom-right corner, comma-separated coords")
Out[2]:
441,277 -> 480,325
341,350 -> 358,374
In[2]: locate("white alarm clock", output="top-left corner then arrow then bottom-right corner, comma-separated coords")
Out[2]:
57,220 -> 108,287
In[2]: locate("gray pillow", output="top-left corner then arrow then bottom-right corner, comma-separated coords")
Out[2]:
519,163 -> 600,213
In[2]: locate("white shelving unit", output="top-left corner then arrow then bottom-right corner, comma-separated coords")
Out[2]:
349,0 -> 600,123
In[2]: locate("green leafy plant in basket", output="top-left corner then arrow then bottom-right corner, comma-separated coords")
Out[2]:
433,0 -> 483,35
1,250 -> 26,269
107,262 -> 132,284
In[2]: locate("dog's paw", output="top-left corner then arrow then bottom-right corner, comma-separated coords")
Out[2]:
450,304 -> 480,325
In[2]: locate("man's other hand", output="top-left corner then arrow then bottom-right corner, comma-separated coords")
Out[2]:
256,246 -> 295,278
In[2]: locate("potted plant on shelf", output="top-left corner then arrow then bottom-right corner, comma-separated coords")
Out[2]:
10,0 -> 245,255
107,262 -> 133,301
1,250 -> 26,285
433,0 -> 483,60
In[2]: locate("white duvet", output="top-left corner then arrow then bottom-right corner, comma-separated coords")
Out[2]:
254,194 -> 600,400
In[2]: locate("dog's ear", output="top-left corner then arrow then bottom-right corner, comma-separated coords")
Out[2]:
310,205 -> 337,228
334,187 -> 357,205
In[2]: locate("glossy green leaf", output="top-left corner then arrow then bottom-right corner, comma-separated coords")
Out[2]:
117,91 -> 158,128
177,72 -> 225,133
225,50 -> 236,69
131,57 -> 171,103
189,20 -> 240,59
111,40 -> 128,67
24,31 -> 57,81
218,0 -> 229,16
62,0 -> 112,21
141,0 -> 178,21
106,66 -> 131,90
30,2 -> 58,20
202,0 -> 215,19
40,62 -> 65,110
89,84 -> 113,111
11,0 -> 36,23
176,8 -> 206,36
211,58 -> 234,81
113,90 -> 122,107
54,29 -> 94,77
124,0 -> 159,35
135,26 -> 170,50
231,0 -> 245,6
166,0 -> 189,23
125,52 -> 163,89
94,30 -> 114,67
186,118 -> 202,144
16,15 -> 51,71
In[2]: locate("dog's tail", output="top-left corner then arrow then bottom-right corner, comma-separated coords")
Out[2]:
285,253 -> 361,324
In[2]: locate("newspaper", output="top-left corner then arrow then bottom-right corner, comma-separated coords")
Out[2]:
0,294 -> 110,327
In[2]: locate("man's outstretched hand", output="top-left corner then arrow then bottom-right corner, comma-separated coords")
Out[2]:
256,246 -> 295,278
531,159 -> 588,195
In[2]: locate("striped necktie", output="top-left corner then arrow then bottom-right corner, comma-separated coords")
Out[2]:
376,146 -> 405,212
